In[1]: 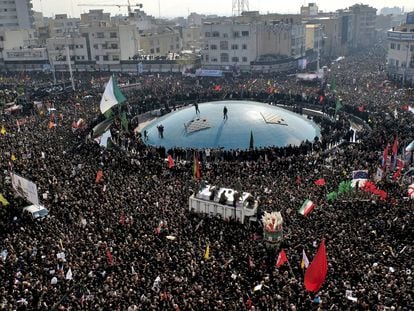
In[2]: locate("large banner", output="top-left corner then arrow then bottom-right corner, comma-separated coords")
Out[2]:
11,173 -> 39,205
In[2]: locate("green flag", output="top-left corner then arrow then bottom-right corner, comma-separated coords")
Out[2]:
330,77 -> 336,91
335,100 -> 343,115
100,75 -> 126,115
338,180 -> 352,195
326,191 -> 338,203
121,112 -> 129,132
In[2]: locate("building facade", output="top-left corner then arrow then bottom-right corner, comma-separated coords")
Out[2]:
387,13 -> 414,85
0,0 -> 34,30
139,26 -> 182,57
49,14 -> 80,38
349,4 -> 377,48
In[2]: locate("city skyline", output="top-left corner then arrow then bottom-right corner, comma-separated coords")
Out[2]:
33,0 -> 414,18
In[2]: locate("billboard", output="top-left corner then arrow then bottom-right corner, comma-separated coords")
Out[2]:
11,173 -> 39,205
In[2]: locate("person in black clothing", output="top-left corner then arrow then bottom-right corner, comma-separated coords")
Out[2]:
223,106 -> 228,120
194,103 -> 200,115
157,124 -> 164,138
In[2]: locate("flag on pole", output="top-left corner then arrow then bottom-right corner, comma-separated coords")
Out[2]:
392,137 -> 399,169
100,76 -> 126,115
204,243 -> 210,260
249,130 -> 254,150
11,154 -> 16,161
1,125 -> 6,135
193,152 -> 200,179
298,199 -> 316,217
276,249 -> 288,268
326,191 -> 337,203
301,249 -> 310,269
392,159 -> 404,180
314,178 -> 326,186
167,155 -> 175,169
95,169 -> 103,183
382,144 -> 389,169
0,193 -> 9,206
304,240 -> 328,292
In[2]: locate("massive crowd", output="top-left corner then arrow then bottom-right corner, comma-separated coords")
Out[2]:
0,43 -> 413,310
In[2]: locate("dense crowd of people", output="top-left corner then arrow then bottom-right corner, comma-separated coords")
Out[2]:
0,43 -> 413,310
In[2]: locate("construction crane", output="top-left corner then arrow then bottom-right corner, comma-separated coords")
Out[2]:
78,1 -> 143,14
232,0 -> 249,16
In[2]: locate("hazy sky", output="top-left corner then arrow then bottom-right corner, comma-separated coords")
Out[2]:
33,0 -> 414,18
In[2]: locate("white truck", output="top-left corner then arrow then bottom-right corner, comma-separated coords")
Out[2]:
189,185 -> 258,224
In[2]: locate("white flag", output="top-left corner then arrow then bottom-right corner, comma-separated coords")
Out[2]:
65,268 -> 73,280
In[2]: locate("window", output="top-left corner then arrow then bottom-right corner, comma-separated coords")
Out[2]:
390,43 -> 395,49
223,33 -> 228,38
242,57 -> 248,62
397,44 -> 400,50
93,44 -> 99,49
231,56 -> 239,62
220,53 -> 229,62
156,47 -> 160,53
205,55 -> 209,62
112,55 -> 119,61
95,55 -> 100,61
211,57 -> 218,62
242,44 -> 247,50
233,31 -> 240,37
212,31 -> 220,37
211,44 -> 217,50
150,48 -> 154,54
231,44 -> 238,50
103,55 -> 109,61
205,32 -> 211,37
96,32 -> 104,38
241,31 -> 249,37
110,32 -> 117,38
111,43 -> 118,49
220,41 -> 228,50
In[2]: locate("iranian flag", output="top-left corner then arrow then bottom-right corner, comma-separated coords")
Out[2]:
298,199 -> 316,217
100,76 -> 126,114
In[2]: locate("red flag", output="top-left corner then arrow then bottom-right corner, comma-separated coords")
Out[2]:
106,249 -> 113,265
276,249 -> 288,268
314,178 -> 326,186
304,240 -> 328,292
214,85 -> 222,91
358,106 -> 365,112
392,159 -> 404,180
319,95 -> 324,104
48,121 -> 55,129
193,152 -> 200,179
168,155 -> 175,169
95,169 -> 103,183
403,105 -> 409,111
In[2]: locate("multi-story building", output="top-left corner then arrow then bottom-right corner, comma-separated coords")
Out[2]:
139,26 -> 182,56
386,12 -> 414,85
201,13 -> 306,71
0,0 -> 34,30
80,10 -> 110,24
49,14 -> 80,38
306,16 -> 341,58
201,21 -> 258,70
301,3 -> 318,17
182,26 -> 201,51
80,21 -> 139,65
349,4 -> 377,48
46,36 -> 88,67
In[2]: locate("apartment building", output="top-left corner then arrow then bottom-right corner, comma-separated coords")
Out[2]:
139,26 -> 182,56
81,22 -> 139,65
349,4 -> 377,48
49,14 -> 80,38
387,12 -> 414,85
0,0 -> 33,30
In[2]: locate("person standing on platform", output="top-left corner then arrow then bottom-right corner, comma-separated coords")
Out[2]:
194,102 -> 200,116
223,106 -> 228,120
